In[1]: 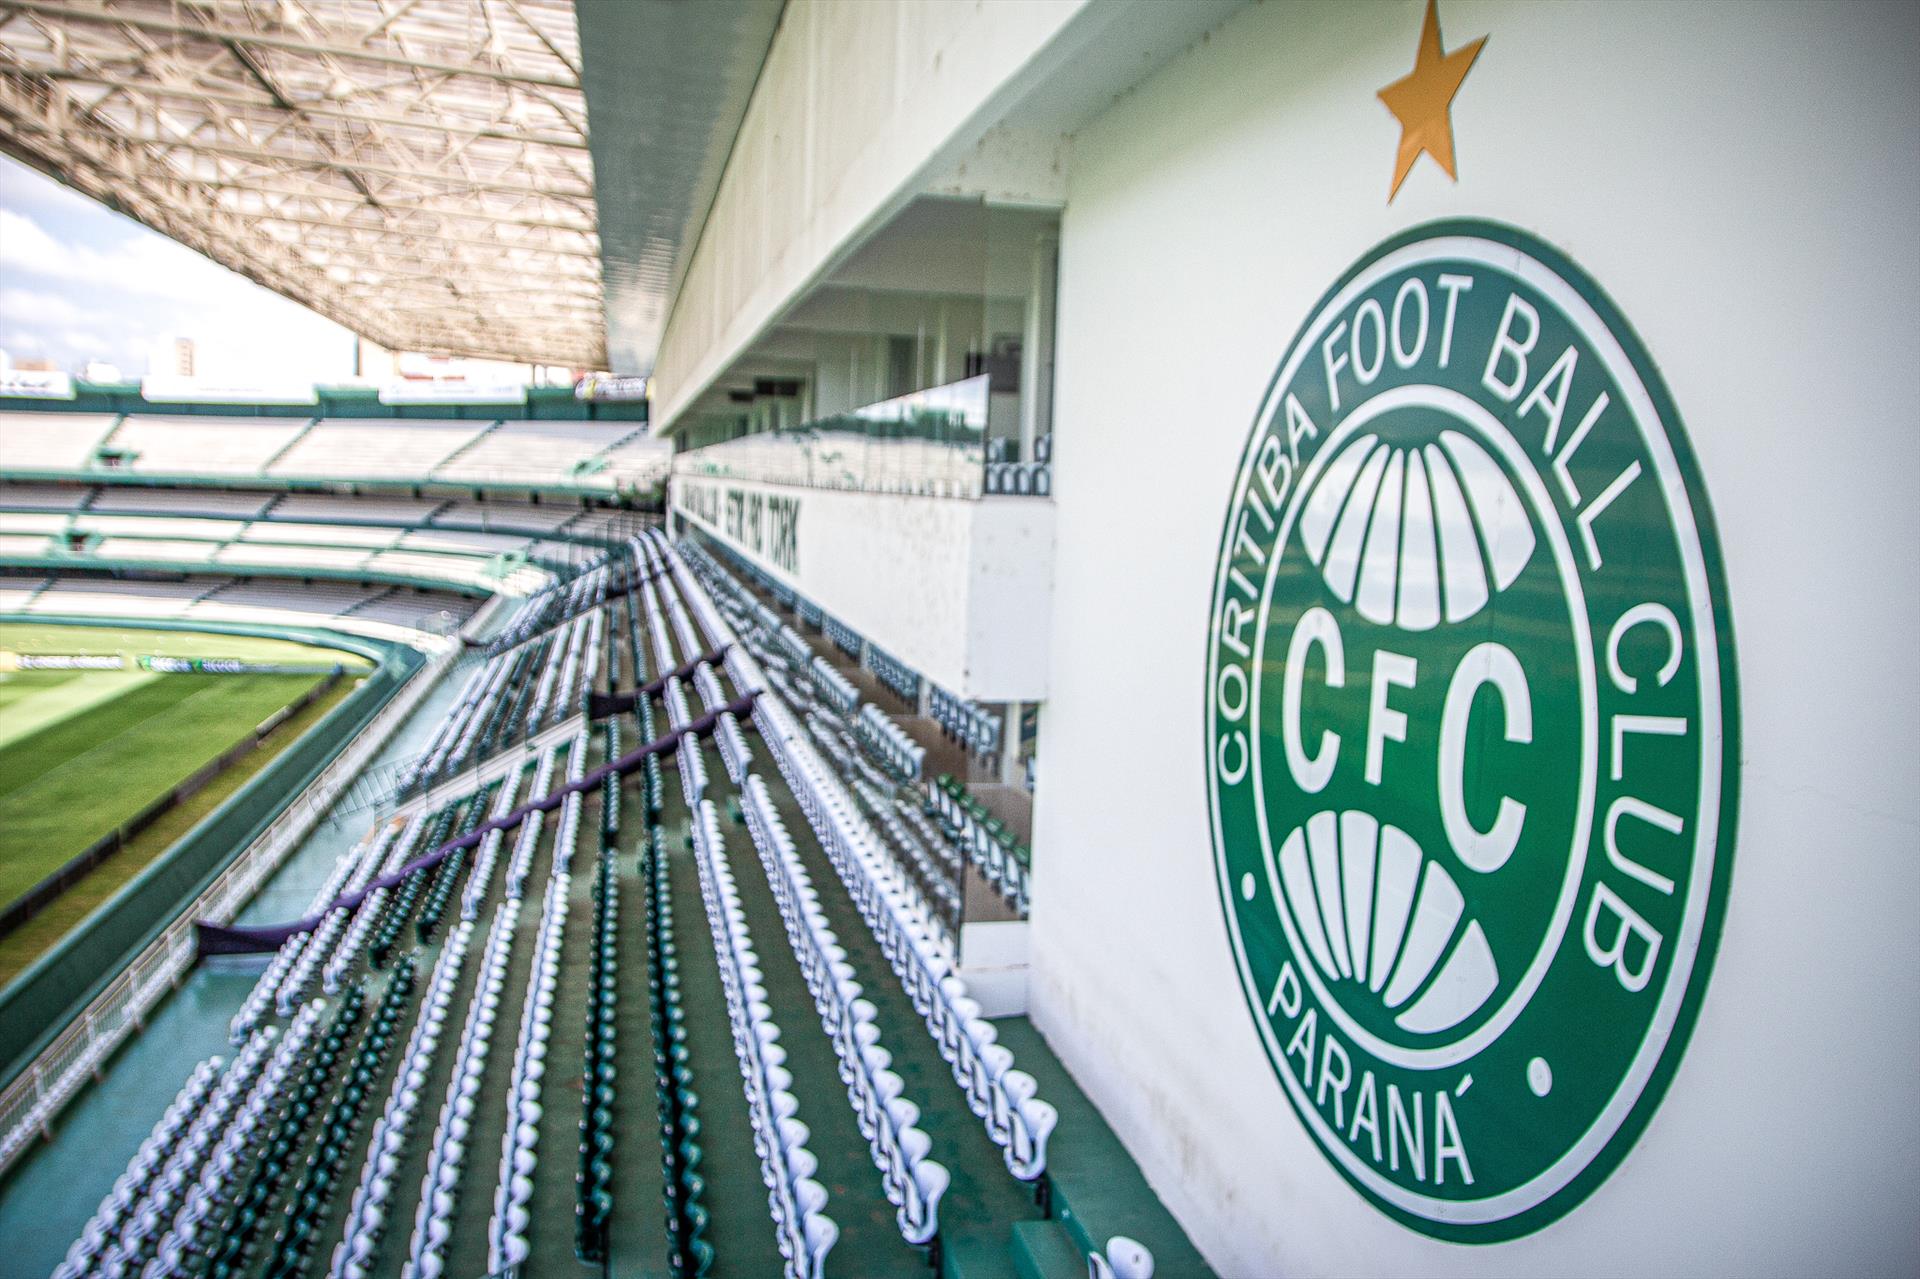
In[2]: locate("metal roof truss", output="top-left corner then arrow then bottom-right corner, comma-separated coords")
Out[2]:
0,0 -> 605,368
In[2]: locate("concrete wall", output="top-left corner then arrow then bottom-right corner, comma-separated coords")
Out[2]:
674,476 -> 1053,699
1030,1 -> 1919,1275
650,0 -> 1090,429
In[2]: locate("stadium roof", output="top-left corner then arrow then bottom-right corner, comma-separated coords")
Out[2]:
0,0 -> 603,366
0,0 -> 787,376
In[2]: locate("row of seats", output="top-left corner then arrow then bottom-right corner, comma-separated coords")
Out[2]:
575,829 -> 623,1261
0,520 -> 551,595
331,923 -> 473,1279
0,568 -> 481,650
480,554 -> 614,656
398,647 -> 521,792
600,718 -> 624,841
229,933 -> 311,1045
982,460 -> 1053,496
0,411 -> 668,492
930,776 -> 1034,918
863,644 -> 922,706
309,821 -> 403,924
369,799 -> 488,968
400,565 -> 605,795
520,608 -> 597,740
646,823 -> 715,1277
762,646 -> 963,936
808,656 -> 859,715
686,797 -> 839,1279
68,526 -> 1106,1279
715,702 -> 756,783
73,633 -> 603,1277
462,769 -> 530,921
324,813 -> 434,996
983,432 -> 1053,466
857,702 -> 927,781
717,593 -> 1058,1182
228,808 -> 429,1044
666,677 -> 711,810
740,773 -> 951,1247
412,788 -> 494,946
488,847 -> 572,1270
928,684 -> 1004,761
823,615 -> 861,661
631,611 -> 668,818
403,892 -> 521,1279
663,590 -> 709,678
684,546 -> 965,942
487,737 -> 585,1271
3,505 -> 561,568
852,778 -> 964,934
775,623 -> 811,670
466,644 -> 552,765
202,983 -> 369,1275
160,1006 -> 322,1276
262,958 -> 417,1275
277,904 -> 351,1015
54,1057 -> 219,1278
674,544 -> 1062,1200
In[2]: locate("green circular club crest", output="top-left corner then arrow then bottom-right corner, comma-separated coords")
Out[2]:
1205,221 -> 1739,1241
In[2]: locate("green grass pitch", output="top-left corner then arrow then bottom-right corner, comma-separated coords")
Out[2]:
0,622 -> 366,911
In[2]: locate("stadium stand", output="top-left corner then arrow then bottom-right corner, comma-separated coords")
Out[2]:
0,412 -> 120,471
88,488 -> 279,518
0,412 -> 671,497
3,568 -> 480,647
0,367 -> 1202,1279
433,419 -> 638,486
267,417 -> 487,479
99,415 -> 311,475
5,528 -> 1199,1279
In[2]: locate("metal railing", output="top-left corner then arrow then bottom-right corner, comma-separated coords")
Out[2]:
673,375 -> 993,499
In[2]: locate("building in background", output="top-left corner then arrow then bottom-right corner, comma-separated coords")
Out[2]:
145,335 -> 195,379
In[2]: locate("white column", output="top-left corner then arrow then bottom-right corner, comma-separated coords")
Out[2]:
1018,234 -> 1058,463
999,699 -> 1024,785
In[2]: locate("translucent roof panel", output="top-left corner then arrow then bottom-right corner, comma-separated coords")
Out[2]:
0,0 -> 602,367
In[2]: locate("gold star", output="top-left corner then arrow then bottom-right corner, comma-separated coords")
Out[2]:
1378,0 -> 1487,201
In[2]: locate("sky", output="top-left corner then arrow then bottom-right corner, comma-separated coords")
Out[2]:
0,153 -> 359,382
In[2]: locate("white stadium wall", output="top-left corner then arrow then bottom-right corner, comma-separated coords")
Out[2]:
1029,1 -> 1918,1276
674,475 -> 1054,700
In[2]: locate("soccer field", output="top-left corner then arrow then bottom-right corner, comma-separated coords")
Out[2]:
0,622 -> 366,911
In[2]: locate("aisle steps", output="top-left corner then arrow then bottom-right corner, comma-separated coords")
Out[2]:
996,1018 -> 1214,1277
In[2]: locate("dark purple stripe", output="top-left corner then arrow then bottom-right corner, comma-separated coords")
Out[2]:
196,690 -> 757,957
586,644 -> 731,718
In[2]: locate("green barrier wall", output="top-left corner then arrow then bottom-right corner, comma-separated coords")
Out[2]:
0,637 -> 425,1085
